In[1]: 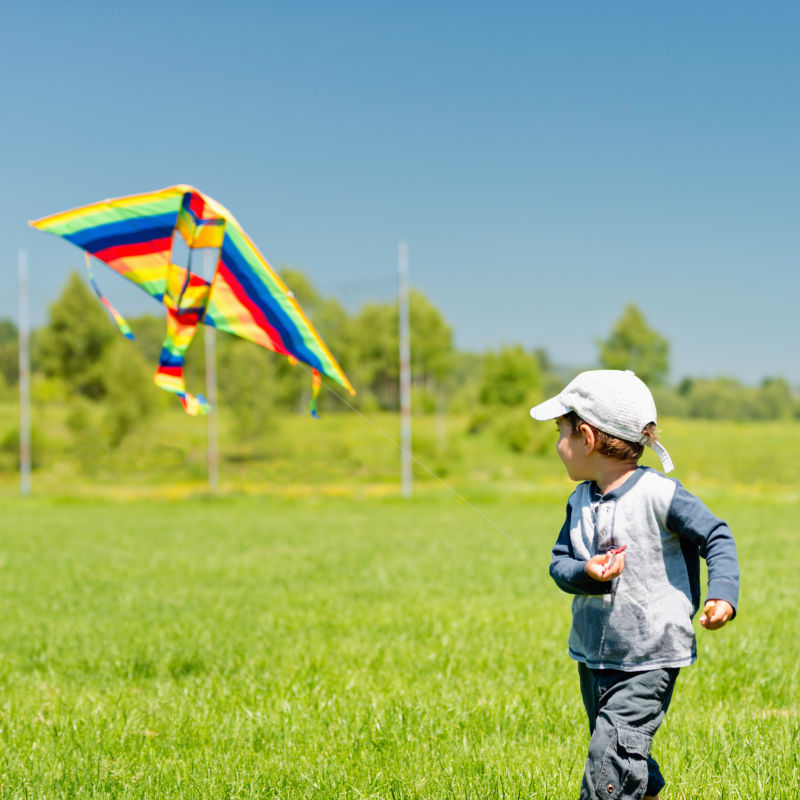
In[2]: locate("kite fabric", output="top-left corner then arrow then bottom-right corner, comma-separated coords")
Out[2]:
83,252 -> 134,341
310,369 -> 322,419
30,185 -> 354,414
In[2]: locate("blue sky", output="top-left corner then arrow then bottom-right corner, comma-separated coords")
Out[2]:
2,1 -> 797,384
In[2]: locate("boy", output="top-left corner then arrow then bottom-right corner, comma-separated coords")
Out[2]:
530,370 -> 739,800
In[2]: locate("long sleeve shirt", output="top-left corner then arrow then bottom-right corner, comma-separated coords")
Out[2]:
550,466 -> 739,670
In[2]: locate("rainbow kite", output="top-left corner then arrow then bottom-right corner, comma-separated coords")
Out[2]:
30,185 -> 354,414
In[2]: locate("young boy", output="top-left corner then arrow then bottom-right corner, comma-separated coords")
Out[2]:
530,369 -> 739,800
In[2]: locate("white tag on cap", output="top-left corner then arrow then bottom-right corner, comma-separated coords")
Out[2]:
646,440 -> 674,473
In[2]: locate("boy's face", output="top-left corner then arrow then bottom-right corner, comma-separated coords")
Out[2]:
555,416 -> 594,482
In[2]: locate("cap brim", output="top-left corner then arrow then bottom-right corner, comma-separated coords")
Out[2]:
530,396 -> 571,420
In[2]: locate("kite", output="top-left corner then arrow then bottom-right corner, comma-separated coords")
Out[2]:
30,185 -> 354,415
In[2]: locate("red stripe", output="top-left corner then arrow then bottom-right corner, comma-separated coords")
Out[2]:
157,366 -> 183,377
94,236 -> 171,264
174,308 -> 204,324
185,272 -> 210,288
188,192 -> 205,219
216,263 -> 290,356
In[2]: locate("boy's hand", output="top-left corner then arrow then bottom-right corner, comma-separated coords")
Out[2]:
585,547 -> 626,582
700,599 -> 734,629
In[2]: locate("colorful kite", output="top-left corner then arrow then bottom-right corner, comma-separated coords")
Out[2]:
30,185 -> 354,414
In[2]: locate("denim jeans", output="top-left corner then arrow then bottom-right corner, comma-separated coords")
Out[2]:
578,663 -> 680,799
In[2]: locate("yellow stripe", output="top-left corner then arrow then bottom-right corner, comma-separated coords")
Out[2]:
106,253 -> 169,279
176,206 -> 195,245
107,186 -> 187,210
29,185 -> 188,230
153,374 -> 185,392
192,224 -> 225,249
206,281 -> 276,351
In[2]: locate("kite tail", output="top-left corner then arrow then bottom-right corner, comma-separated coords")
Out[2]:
84,253 -> 135,340
310,369 -> 321,418
154,308 -> 210,416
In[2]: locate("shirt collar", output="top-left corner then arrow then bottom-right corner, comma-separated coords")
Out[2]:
589,465 -> 651,501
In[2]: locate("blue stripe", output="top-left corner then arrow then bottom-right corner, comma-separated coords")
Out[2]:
158,348 -> 185,367
220,238 -> 324,372
65,212 -> 177,252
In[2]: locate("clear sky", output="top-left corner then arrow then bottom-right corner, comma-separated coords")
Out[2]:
2,1 -> 797,384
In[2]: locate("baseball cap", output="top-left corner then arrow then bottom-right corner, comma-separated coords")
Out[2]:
530,369 -> 674,472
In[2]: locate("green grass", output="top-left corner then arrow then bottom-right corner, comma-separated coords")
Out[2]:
0,489 -> 797,798
0,403 -> 798,796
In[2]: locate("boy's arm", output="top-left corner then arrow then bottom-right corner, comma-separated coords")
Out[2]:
667,484 -> 740,618
549,504 -> 613,596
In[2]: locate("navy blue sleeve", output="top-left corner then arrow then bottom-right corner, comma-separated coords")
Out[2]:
549,500 -> 612,596
667,484 -> 740,616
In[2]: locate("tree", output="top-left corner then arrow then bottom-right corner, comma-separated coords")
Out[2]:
680,375 -> 796,421
478,346 -> 542,408
38,272 -> 115,398
36,275 -> 156,444
349,290 -> 454,411
466,346 -> 544,453
100,339 -> 157,446
755,377 -> 794,420
216,336 -> 279,441
598,304 -> 669,386
126,313 -> 168,364
682,377 -> 750,420
0,319 -> 18,386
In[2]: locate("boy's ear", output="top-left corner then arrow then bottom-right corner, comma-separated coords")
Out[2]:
579,423 -> 597,455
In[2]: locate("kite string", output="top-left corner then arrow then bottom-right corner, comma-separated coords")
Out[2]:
297,364 -> 541,561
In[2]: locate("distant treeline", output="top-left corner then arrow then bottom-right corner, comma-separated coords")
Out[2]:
1,270 -> 798,452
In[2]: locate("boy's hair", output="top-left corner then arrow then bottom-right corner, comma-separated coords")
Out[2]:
562,410 -> 658,461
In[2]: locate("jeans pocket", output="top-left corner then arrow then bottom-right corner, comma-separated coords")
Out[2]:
597,727 -> 651,799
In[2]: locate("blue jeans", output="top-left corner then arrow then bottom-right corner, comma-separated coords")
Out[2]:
578,664 -> 680,799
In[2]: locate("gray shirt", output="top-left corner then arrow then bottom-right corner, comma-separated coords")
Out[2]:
550,466 -> 740,670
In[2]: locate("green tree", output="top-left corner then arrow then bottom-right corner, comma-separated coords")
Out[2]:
349,290 -> 454,411
0,319 -> 18,386
754,377 -> 794,420
127,313 -> 167,364
478,345 -> 542,408
216,337 -> 279,441
38,272 -> 116,398
598,304 -> 669,386
349,302 -> 398,408
100,339 -> 158,446
678,375 -> 796,421
681,377 -> 751,420
279,267 -> 322,314
468,346 -> 546,454
444,351 -> 484,413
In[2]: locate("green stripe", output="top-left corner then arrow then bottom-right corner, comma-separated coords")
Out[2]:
37,195 -> 180,236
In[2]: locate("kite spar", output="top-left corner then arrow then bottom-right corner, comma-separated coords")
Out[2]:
30,185 -> 354,414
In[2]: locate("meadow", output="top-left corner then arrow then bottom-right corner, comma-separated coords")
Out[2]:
0,409 -> 798,798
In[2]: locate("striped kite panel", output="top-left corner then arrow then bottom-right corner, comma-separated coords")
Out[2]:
29,184 -> 355,405
206,216 -> 352,392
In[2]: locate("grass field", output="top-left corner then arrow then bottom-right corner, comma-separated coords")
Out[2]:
0,407 -> 798,797
0,480 -> 798,797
